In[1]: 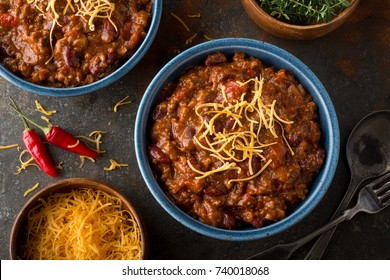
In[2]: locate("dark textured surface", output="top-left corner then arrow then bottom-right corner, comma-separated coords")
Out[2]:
1,0 -> 389,260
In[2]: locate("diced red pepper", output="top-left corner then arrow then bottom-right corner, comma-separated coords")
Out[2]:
0,14 -> 18,28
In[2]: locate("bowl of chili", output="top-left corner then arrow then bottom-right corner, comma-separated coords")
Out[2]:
0,0 -> 162,96
10,178 -> 147,259
135,38 -> 340,241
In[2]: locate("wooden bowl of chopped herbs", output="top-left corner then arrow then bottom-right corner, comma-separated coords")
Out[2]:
241,0 -> 360,40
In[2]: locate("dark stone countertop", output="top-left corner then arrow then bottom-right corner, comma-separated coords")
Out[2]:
1,0 -> 389,260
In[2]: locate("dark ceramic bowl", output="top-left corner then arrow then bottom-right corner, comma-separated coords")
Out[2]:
0,0 -> 162,97
135,38 -> 340,241
10,178 -> 147,259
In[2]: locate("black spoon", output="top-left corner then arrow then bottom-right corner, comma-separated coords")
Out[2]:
305,110 -> 390,259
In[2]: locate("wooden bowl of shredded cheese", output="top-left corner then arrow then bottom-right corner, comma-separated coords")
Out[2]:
10,178 -> 146,260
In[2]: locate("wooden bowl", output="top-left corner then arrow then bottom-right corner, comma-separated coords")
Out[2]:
241,0 -> 360,40
10,178 -> 147,260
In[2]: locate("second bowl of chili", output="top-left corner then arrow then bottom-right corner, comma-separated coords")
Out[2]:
135,38 -> 340,241
0,0 -> 162,96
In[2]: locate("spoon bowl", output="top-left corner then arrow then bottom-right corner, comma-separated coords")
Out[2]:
305,110 -> 390,259
347,110 -> 390,178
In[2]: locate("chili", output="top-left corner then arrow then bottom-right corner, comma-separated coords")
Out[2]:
10,99 -> 57,177
9,102 -> 99,159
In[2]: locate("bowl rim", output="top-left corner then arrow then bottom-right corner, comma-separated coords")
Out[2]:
0,0 -> 162,97
241,0 -> 360,30
135,38 -> 340,241
9,177 -> 147,259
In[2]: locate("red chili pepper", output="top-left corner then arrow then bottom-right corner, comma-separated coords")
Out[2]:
22,128 -> 58,177
0,14 -> 18,28
10,99 -> 58,177
45,126 -> 99,159
9,100 -> 99,159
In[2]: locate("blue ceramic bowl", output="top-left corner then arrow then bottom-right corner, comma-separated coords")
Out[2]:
0,1 -> 162,97
135,38 -> 340,241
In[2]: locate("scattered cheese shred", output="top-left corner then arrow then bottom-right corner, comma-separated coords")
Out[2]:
23,188 -> 142,260
203,35 -> 214,41
15,150 -> 39,174
186,33 -> 198,45
113,96 -> 132,112
187,13 -> 201,18
56,161 -> 64,169
78,130 -> 107,155
40,115 -> 53,126
23,183 -> 40,197
104,159 -> 128,171
0,144 -> 19,150
35,100 -> 57,116
170,12 -> 190,32
67,140 -> 80,148
189,76 -> 294,182
79,155 -> 95,168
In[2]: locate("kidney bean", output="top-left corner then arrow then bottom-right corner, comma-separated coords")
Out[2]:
101,19 -> 115,43
204,52 -> 227,66
148,145 -> 171,164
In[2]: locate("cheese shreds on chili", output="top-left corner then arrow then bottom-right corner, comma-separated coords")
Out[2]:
22,188 -> 142,260
188,76 -> 294,182
28,0 -> 117,61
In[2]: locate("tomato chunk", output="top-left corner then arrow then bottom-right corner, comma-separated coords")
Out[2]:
0,14 -> 18,28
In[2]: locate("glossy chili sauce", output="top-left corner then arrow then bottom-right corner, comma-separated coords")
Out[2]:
0,0 -> 152,87
149,52 -> 325,229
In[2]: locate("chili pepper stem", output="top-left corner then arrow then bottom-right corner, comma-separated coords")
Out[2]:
9,97 -> 31,131
9,98 -> 51,135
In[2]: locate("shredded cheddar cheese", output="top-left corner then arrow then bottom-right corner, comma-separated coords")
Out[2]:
104,159 -> 128,171
170,12 -> 191,32
187,13 -> 201,18
15,150 -> 39,174
56,161 -> 64,169
23,188 -> 142,260
67,140 -> 80,148
0,144 -> 19,150
24,183 -> 40,197
113,96 -> 132,112
77,130 -> 107,155
28,0 -> 117,62
40,115 -> 53,126
189,76 -> 293,182
79,155 -> 95,168
186,33 -> 198,45
35,100 -> 57,116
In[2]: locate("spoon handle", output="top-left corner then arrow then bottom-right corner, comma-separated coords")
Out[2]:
248,214 -> 348,260
304,175 -> 362,259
